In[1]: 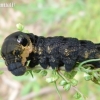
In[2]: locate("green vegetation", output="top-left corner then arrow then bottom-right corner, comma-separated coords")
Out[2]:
0,0 -> 100,100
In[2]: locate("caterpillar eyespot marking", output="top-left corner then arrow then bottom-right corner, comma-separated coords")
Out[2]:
1,31 -> 100,76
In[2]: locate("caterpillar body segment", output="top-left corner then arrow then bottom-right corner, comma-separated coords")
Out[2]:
1,31 -> 100,76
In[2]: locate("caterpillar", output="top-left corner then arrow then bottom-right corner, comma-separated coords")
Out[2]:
1,31 -> 100,76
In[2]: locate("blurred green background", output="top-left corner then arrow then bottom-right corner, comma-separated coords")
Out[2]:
0,0 -> 100,100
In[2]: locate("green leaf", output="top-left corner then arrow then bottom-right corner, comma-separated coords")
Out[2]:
64,84 -> 71,91
60,80 -> 67,86
46,76 -> 59,83
71,71 -> 77,78
22,30 -> 29,33
84,73 -> 92,81
33,69 -> 41,73
73,92 -> 81,99
64,71 -> 77,79
71,79 -> 78,86
46,77 -> 54,83
40,70 -> 47,77
16,23 -> 24,31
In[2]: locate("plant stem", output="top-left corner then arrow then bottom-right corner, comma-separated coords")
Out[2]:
78,59 -> 100,69
57,71 -> 86,100
54,81 -> 62,100
56,71 -> 69,83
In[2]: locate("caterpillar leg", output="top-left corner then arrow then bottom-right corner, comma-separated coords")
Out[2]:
49,58 -> 64,69
62,58 -> 76,71
49,60 -> 59,69
29,60 -> 38,68
39,56 -> 49,69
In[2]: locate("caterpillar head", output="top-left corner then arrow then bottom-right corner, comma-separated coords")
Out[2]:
1,31 -> 33,76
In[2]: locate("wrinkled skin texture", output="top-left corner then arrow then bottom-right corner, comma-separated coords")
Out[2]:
1,31 -> 100,76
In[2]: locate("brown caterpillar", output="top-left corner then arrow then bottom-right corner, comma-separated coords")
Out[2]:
1,31 -> 100,76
